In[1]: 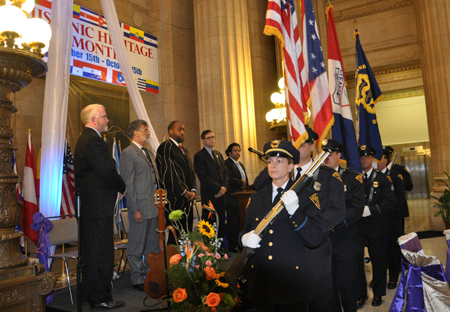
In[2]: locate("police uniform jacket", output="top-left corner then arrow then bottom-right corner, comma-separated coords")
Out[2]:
392,164 -> 413,217
385,169 -> 406,219
357,170 -> 395,229
239,180 -> 324,304
330,167 -> 365,240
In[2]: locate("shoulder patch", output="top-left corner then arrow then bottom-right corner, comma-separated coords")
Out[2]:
404,167 -> 409,173
398,174 -> 403,180
387,176 -> 392,183
356,174 -> 363,184
332,171 -> 342,182
309,193 -> 320,209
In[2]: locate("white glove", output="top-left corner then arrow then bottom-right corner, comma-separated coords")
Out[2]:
281,190 -> 299,215
242,230 -> 261,248
363,205 -> 371,217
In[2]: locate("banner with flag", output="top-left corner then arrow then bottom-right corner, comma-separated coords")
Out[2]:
31,1 -> 159,94
60,140 -> 75,218
326,5 -> 361,172
264,0 -> 309,148
22,132 -> 39,245
355,31 -> 383,161
300,0 -> 334,148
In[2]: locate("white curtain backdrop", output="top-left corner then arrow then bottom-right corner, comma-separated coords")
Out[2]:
39,0 -> 73,217
100,0 -> 159,152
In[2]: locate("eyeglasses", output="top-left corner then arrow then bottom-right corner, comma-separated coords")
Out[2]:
205,136 -> 215,140
140,129 -> 150,134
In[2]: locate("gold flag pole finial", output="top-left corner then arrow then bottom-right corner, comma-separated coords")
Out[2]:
28,128 -> 31,134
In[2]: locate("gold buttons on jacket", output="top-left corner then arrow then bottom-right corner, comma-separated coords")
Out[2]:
295,266 -> 299,269
269,229 -> 273,234
255,218 -> 259,221
268,255 -> 273,260
268,242 -> 273,246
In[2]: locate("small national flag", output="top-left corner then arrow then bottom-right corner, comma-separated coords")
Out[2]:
264,0 -> 309,148
22,131 -> 39,245
300,0 -> 334,148
355,31 -> 383,161
73,4 -> 81,20
326,5 -> 361,172
60,140 -> 75,218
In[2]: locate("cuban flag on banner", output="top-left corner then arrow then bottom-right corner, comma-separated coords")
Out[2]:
326,5 -> 361,172
355,31 -> 383,161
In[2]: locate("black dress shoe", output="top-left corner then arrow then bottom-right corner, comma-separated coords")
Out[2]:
133,283 -> 144,291
91,300 -> 125,309
372,296 -> 382,306
388,281 -> 397,289
356,296 -> 368,309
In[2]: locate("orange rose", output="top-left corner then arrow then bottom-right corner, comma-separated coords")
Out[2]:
173,288 -> 187,303
170,254 -> 182,266
205,292 -> 221,307
204,266 -> 217,280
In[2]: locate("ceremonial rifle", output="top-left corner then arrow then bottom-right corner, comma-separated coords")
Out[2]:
387,152 -> 400,171
223,148 -> 331,289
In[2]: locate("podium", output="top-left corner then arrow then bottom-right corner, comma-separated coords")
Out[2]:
232,190 -> 256,231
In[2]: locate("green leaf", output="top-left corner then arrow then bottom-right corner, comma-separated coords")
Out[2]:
434,211 -> 442,217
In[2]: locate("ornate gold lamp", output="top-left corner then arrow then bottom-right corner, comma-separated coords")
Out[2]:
266,77 -> 288,139
0,0 -> 54,310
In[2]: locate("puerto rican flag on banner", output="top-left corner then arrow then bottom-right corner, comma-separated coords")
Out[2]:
21,132 -> 39,245
264,0 -> 309,148
326,5 -> 361,172
301,0 -> 334,148
60,140 -> 75,218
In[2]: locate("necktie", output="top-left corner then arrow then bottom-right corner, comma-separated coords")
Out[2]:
179,144 -> 185,155
273,187 -> 284,205
364,173 -> 368,180
142,147 -> 155,169
297,167 -> 302,178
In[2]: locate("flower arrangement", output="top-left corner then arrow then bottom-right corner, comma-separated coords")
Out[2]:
167,205 -> 241,312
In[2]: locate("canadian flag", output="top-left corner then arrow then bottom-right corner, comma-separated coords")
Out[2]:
21,132 -> 39,245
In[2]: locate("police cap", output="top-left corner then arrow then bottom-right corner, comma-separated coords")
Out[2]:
322,139 -> 344,153
304,126 -> 319,144
382,146 -> 391,159
359,145 -> 376,156
264,139 -> 300,164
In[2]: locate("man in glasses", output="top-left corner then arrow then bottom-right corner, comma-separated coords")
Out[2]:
120,119 -> 159,291
194,130 -> 229,240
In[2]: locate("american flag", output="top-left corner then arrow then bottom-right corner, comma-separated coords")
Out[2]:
60,140 -> 75,218
264,0 -> 309,149
301,0 -> 334,148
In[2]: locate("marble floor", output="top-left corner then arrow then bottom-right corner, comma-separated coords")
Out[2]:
358,198 -> 449,312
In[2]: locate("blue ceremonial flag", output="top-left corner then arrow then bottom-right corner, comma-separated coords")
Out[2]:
355,31 -> 383,161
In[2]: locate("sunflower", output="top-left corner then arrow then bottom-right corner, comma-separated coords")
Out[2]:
198,220 -> 215,238
215,272 -> 229,288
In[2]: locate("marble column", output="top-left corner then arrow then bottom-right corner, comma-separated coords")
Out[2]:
193,0 -> 259,181
415,0 -> 450,230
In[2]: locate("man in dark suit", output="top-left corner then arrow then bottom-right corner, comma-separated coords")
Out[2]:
385,145 -> 414,234
74,104 -> 126,309
323,140 -> 365,312
193,130 -> 228,240
120,119 -> 159,291
224,142 -> 248,252
356,146 -> 395,308
377,147 -> 405,290
156,121 -> 196,243
239,139 -> 324,312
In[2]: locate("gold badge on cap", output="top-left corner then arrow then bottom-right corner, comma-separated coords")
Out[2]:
373,181 -> 379,188
271,140 -> 281,148
322,139 -> 328,146
313,181 -> 321,191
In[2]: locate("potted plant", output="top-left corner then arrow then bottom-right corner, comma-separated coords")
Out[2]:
430,171 -> 450,229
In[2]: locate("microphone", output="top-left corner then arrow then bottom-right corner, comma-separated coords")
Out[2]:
248,147 -> 265,157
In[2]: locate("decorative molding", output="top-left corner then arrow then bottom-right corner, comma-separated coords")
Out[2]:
378,87 -> 425,101
346,64 -> 422,82
333,0 -> 413,23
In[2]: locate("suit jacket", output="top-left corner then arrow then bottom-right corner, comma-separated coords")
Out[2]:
331,167 -> 365,239
120,143 -> 158,219
156,139 -> 196,209
224,157 -> 248,206
357,170 -> 395,229
392,164 -> 413,217
239,180 -> 324,304
74,127 -> 126,219
385,169 -> 406,219
193,148 -> 229,205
